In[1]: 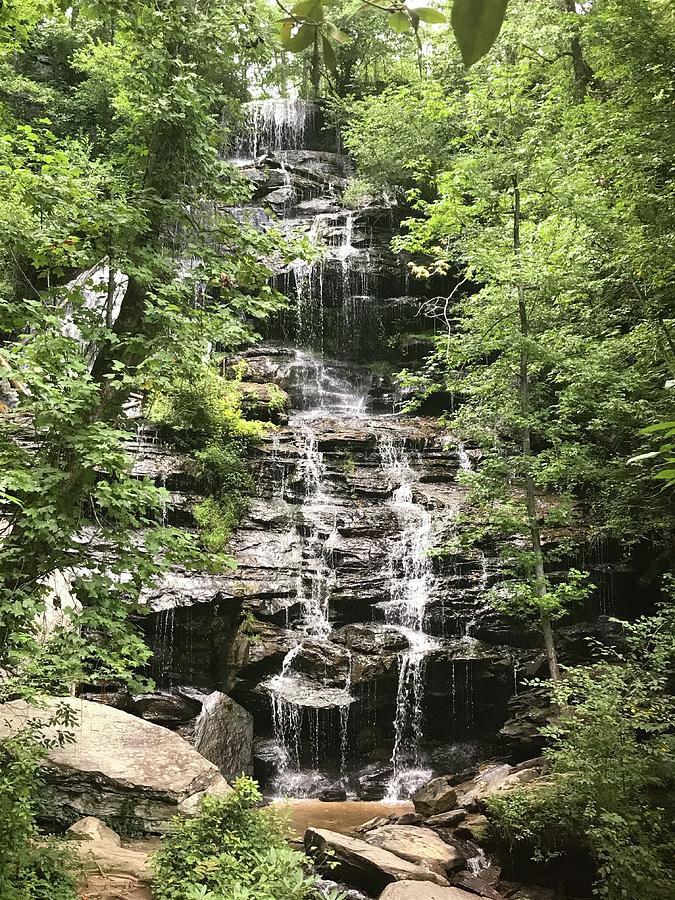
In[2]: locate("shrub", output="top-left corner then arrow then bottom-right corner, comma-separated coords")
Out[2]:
486,601 -> 675,900
152,777 -> 328,900
0,709 -> 79,900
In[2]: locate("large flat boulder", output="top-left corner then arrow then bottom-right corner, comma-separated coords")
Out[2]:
305,827 -> 450,896
0,698 -> 231,833
379,883 -> 478,900
363,825 -> 464,873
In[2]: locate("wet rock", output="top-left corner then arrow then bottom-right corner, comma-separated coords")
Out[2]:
0,698 -> 231,833
237,382 -> 290,423
293,639 -> 352,687
305,827 -> 450,894
379,883 -> 480,900
78,689 -> 138,714
193,691 -> 254,780
334,623 -> 409,654
396,813 -> 425,826
356,766 -> 393,801
363,825 -> 465,873
413,777 -> 459,817
499,688 -> 555,758
133,691 -> 202,727
424,809 -> 467,829
498,883 -> 556,900
318,785 -> 348,802
450,872 -> 504,900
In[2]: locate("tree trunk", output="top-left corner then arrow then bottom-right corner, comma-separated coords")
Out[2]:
513,177 -> 562,682
563,0 -> 594,100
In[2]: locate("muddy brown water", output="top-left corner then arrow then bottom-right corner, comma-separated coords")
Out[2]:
274,798 -> 414,840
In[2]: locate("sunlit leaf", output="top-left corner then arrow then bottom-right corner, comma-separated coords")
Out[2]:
451,0 -> 508,66
325,21 -> 350,43
280,23 -> 316,52
389,10 -> 412,32
415,7 -> 447,23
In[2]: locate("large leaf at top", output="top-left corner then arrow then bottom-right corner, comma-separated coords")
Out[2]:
292,0 -> 324,23
389,10 -> 412,32
280,22 -> 317,51
451,0 -> 508,66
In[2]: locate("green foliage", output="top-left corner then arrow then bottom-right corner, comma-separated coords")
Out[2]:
152,776 -> 325,900
487,599 -> 675,899
0,706 -> 79,900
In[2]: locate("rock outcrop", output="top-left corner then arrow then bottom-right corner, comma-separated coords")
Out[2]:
0,698 -> 230,833
379,883 -> 482,900
363,825 -> 465,873
193,691 -> 254,780
305,827 -> 451,895
66,817 -> 153,882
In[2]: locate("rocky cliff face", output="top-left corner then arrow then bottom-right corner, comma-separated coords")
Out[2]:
129,99 -> 628,802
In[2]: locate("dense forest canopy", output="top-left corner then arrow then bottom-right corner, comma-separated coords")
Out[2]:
0,0 -> 673,898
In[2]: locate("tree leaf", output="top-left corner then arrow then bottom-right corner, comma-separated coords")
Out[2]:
451,0 -> 508,66
389,10 -> 412,32
280,23 -> 317,52
292,0 -> 324,23
415,7 -> 447,23
322,35 -> 337,71
325,21 -> 350,43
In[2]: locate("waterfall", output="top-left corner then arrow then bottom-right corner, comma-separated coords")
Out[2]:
237,98 -> 316,157
378,435 -> 437,800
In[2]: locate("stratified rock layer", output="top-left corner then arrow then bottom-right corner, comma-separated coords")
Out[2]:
0,698 -> 230,833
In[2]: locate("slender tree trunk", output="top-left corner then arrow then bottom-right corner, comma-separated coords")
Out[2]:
513,177 -> 562,682
563,0 -> 594,100
311,32 -> 321,99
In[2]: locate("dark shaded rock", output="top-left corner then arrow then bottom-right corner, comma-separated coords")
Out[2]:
318,785 -> 348,802
396,813 -> 425,826
424,809 -> 467,829
499,689 -> 555,759
413,777 -> 459,817
499,883 -> 556,900
133,691 -> 202,727
556,616 -> 627,663
193,691 -> 253,780
450,872 -> 504,900
78,690 -> 138,715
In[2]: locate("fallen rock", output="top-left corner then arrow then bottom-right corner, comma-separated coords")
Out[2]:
353,815 -> 392,834
364,825 -> 465,873
0,698 -> 231,833
379,882 -> 480,900
74,842 -> 154,882
133,690 -> 201,726
413,777 -> 459,817
305,827 -> 450,895
396,813 -> 425,826
66,816 -> 121,846
193,691 -> 253,780
424,809 -> 466,829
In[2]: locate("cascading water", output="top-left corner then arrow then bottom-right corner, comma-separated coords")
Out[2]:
226,96 -> 494,801
378,435 -> 438,799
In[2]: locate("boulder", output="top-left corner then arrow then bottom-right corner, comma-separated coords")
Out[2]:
424,810 -> 466,829
354,815 -> 392,835
74,842 -> 154,882
363,825 -> 465,873
193,691 -> 254,780
305,827 -> 450,895
67,816 -> 121,846
133,690 -> 202,726
450,872 -> 504,900
413,777 -> 459,817
0,698 -> 231,833
379,883 -> 480,900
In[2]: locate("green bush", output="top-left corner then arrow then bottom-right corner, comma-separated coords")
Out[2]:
0,712 -> 79,900
152,777 -> 327,900
486,601 -> 675,900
